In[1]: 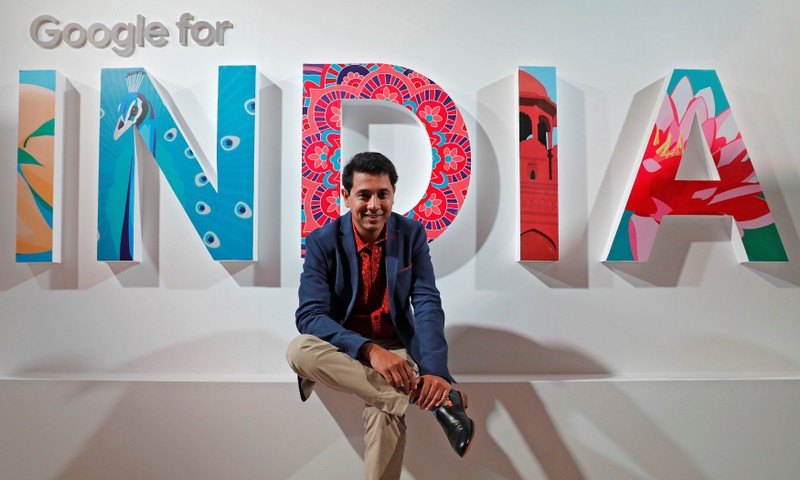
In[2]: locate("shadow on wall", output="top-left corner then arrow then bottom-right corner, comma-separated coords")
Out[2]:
44,382 -> 335,480
604,215 -> 736,287
223,74 -> 283,288
446,325 -> 607,376
9,329 -> 291,378
604,215 -> 800,288
1,327 -> 717,479
729,87 -> 800,288
516,79 -> 591,290
318,326 -> 708,479
413,325 -> 600,479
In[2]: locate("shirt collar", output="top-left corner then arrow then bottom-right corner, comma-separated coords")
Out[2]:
352,218 -> 387,252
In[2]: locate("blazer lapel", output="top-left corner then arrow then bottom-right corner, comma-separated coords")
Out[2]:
385,214 -> 399,319
340,212 -> 359,319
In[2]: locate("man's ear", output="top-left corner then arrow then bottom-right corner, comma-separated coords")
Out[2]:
341,188 -> 350,207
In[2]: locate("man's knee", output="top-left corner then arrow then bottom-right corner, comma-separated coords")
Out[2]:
286,334 -> 338,378
286,334 -> 328,374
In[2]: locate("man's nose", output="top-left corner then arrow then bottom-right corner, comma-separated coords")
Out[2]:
367,194 -> 381,210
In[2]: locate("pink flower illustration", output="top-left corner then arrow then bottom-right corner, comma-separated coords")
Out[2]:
420,194 -> 442,217
419,104 -> 442,127
307,145 -> 330,169
625,75 -> 771,260
325,193 -> 340,213
328,106 -> 341,128
375,86 -> 398,102
442,147 -> 464,172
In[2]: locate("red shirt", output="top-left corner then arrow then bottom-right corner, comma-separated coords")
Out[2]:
345,221 -> 398,340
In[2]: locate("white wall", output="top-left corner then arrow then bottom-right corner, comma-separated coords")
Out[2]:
1,1 -> 799,479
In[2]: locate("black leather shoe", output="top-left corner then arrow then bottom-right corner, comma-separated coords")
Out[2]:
434,389 -> 475,457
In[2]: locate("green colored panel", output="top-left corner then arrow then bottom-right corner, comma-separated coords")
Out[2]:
741,223 -> 788,261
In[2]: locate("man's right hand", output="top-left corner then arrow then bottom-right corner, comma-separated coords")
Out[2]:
360,342 -> 415,394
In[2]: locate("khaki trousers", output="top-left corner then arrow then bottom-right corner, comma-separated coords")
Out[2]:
286,334 -> 418,480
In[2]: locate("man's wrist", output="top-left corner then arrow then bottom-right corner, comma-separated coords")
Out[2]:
358,341 -> 376,361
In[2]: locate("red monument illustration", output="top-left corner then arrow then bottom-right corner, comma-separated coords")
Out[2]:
519,67 -> 558,261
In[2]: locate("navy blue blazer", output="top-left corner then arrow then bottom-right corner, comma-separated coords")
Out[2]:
296,211 -> 453,385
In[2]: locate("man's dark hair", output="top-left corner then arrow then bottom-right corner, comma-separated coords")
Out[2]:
341,152 -> 399,192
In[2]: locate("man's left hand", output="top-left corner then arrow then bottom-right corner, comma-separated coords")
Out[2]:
414,374 -> 450,410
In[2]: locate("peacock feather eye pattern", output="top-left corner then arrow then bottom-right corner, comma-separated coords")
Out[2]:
195,172 -> 209,187
195,201 -> 211,215
244,98 -> 256,115
203,231 -> 221,248
220,135 -> 240,151
234,201 -> 252,219
164,127 -> 177,142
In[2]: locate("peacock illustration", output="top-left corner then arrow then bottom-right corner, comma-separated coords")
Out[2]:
111,70 -> 155,260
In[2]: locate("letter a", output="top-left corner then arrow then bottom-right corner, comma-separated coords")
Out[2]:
607,69 -> 787,262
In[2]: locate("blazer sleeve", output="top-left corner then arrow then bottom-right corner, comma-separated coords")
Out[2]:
406,223 -> 454,383
295,233 -> 369,359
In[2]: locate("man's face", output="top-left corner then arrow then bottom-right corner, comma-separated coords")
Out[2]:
342,172 -> 395,243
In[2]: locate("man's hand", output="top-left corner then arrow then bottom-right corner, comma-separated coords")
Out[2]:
360,342 -> 415,394
413,374 -> 451,410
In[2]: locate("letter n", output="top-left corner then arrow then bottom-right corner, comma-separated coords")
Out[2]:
300,63 -> 471,255
17,70 -> 64,263
607,69 -> 787,262
97,66 -> 258,261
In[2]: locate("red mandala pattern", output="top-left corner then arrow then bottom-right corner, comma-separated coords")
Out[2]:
301,63 -> 471,254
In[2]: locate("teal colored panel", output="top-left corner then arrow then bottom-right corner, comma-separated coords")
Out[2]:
607,210 -> 635,261
20,70 -> 56,91
667,69 -> 729,115
17,251 -> 53,262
